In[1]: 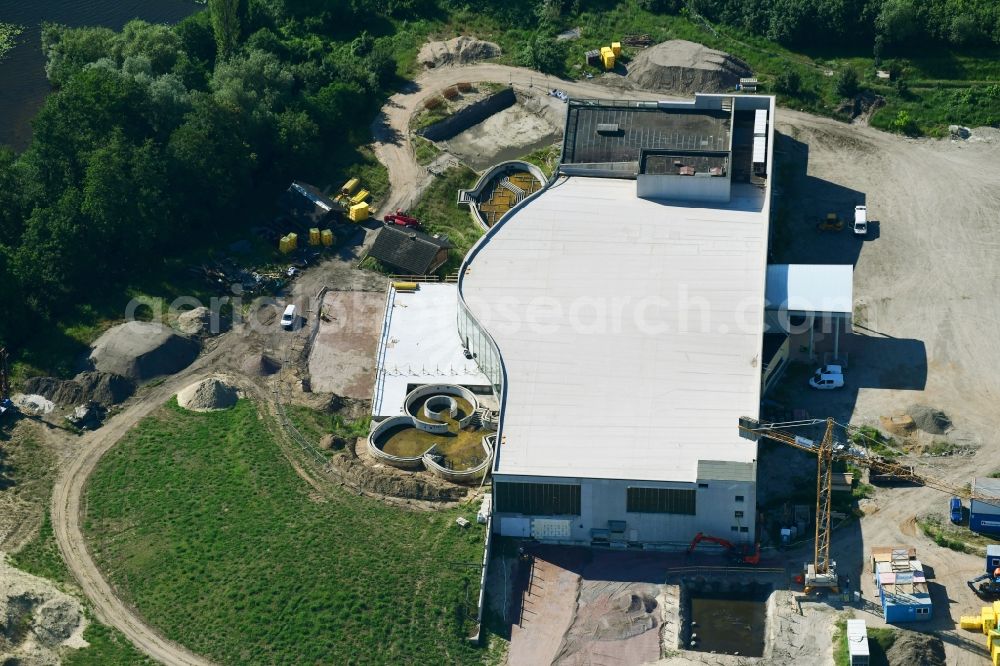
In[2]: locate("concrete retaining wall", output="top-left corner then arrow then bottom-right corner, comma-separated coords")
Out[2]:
367,415 -> 427,470
424,435 -> 494,483
419,87 -> 516,142
405,384 -> 479,431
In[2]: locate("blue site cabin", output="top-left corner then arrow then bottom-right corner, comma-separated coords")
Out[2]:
988,545 -> 1000,574
971,478 -> 1000,535
872,547 -> 932,624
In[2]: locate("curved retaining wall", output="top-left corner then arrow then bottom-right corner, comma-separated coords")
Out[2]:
424,435 -> 495,483
404,384 -> 479,432
457,160 -> 548,231
367,415 -> 427,470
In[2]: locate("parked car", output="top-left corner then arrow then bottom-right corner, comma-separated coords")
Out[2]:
951,496 -> 963,524
281,304 -> 297,330
853,205 -> 868,236
809,365 -> 844,389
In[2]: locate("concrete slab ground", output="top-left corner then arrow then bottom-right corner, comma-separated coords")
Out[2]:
307,290 -> 385,397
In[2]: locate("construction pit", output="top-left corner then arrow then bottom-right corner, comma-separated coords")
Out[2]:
418,86 -> 563,172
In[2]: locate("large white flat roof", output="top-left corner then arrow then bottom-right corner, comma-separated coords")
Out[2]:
372,283 -> 490,418
462,176 -> 769,483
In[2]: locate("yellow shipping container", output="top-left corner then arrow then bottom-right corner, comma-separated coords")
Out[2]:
279,235 -> 294,254
341,177 -> 360,195
961,615 -> 984,630
611,41 -> 621,56
349,202 -> 369,222
602,53 -> 615,70
286,233 -> 298,250
350,189 -> 370,205
321,229 -> 334,246
392,281 -> 418,292
985,616 -> 997,635
309,228 -> 321,245
989,629 -> 1000,652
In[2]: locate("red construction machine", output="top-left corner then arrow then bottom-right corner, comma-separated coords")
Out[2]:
687,532 -> 761,565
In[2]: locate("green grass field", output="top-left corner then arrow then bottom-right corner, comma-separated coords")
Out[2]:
411,165 -> 482,274
83,399 -> 488,665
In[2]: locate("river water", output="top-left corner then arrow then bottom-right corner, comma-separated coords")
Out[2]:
0,0 -> 199,150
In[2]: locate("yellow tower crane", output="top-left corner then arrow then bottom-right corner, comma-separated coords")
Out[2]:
738,416 -> 992,594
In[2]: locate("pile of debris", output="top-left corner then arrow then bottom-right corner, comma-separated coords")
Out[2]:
89,322 -> 199,383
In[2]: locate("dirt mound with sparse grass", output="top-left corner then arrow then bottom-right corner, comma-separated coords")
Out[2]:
177,377 -> 239,411
0,557 -> 88,661
176,306 -> 218,337
906,404 -> 952,434
418,36 -> 500,68
242,353 -> 281,376
625,40 -> 751,93
89,321 -> 199,383
24,371 -> 135,407
885,629 -> 945,666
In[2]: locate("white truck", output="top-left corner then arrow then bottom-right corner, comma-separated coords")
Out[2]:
853,205 -> 868,236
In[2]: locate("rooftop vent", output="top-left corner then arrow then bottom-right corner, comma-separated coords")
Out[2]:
596,123 -> 621,135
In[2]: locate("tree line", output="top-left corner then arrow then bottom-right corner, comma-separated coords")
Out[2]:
0,0 -> 407,351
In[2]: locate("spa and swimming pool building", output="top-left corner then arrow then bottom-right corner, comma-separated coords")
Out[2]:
458,94 -> 779,546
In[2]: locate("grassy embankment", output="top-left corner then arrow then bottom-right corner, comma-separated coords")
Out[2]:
83,399 -> 489,664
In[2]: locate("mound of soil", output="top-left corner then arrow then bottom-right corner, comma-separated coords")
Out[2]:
906,404 -> 952,434
625,39 -> 751,93
24,371 -> 135,407
0,558 -> 88,661
885,629 -> 945,666
242,353 -> 281,376
418,36 -> 500,68
176,306 -> 216,337
177,377 -> 239,411
89,321 -> 200,383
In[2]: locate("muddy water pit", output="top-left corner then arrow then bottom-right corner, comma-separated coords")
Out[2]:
680,580 -> 770,658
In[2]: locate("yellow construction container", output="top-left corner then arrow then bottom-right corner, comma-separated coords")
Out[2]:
600,47 -> 615,70
279,234 -> 296,254
309,228 -> 321,246
286,232 -> 298,251
985,614 -> 997,635
348,202 -> 369,222
340,177 -> 360,196
392,281 -> 418,292
994,641 -> 1000,663
989,629 -> 1000,652
350,189 -> 370,205
962,615 -> 984,630
321,229 -> 334,246
611,41 -> 621,57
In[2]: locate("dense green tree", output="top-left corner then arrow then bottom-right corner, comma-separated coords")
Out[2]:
518,32 -> 567,76
41,24 -> 117,87
836,67 -> 860,98
209,0 -> 247,59
775,69 -> 802,96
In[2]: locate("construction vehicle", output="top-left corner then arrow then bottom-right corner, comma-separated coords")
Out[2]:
687,532 -> 761,565
969,570 -> 1000,600
383,209 -> 421,229
738,417 -> 1000,594
816,213 -> 844,232
0,347 -> 14,418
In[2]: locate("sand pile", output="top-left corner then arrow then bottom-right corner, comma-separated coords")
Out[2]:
885,629 -> 945,666
625,40 -> 751,93
418,36 -> 500,68
89,321 -> 199,383
12,394 -> 54,415
242,353 -> 281,376
906,404 -> 952,434
176,306 -> 216,337
23,371 -> 135,407
177,377 -> 239,411
0,557 -> 88,662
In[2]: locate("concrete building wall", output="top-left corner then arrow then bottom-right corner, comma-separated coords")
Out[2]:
637,173 -> 731,203
493,473 -> 756,545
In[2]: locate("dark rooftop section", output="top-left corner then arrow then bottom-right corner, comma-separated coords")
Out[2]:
279,181 -> 344,224
368,225 -> 453,275
563,101 -> 731,166
640,149 -> 728,176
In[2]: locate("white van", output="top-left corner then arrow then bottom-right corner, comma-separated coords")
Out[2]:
853,205 -> 868,236
281,304 -> 297,330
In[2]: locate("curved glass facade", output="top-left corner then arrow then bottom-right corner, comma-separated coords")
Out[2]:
457,299 -> 502,397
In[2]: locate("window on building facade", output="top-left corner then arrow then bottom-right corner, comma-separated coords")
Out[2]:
495,482 -> 581,516
626,487 -> 696,515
